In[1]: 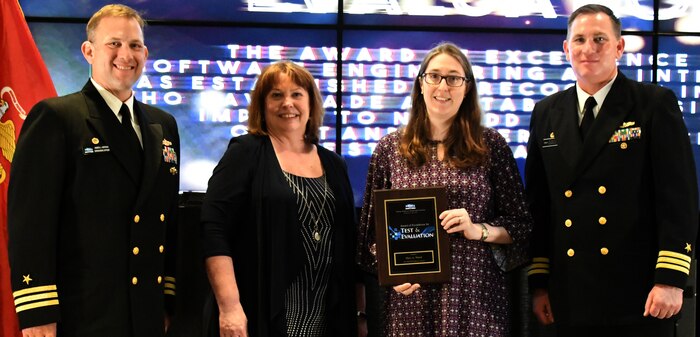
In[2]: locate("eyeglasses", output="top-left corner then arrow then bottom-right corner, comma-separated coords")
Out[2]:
420,73 -> 470,87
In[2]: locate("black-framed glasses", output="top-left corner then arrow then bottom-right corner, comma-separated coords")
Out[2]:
420,72 -> 470,87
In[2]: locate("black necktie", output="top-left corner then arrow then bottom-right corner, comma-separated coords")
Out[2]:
579,96 -> 597,140
119,103 -> 143,184
119,103 -> 142,152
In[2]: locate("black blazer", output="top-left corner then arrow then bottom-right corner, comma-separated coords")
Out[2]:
8,80 -> 181,337
525,73 -> 698,326
201,134 -> 357,337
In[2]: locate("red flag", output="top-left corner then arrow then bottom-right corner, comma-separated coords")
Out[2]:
0,1 -> 57,335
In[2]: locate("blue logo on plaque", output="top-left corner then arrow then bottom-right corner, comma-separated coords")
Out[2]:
388,226 -> 402,240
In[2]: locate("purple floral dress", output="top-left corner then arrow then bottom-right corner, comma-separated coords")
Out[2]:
357,129 -> 532,337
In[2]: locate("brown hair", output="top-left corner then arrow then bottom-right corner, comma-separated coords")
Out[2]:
86,4 -> 146,41
568,4 -> 621,39
399,42 -> 487,168
247,61 -> 324,144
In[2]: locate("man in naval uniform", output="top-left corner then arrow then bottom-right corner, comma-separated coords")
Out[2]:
525,4 -> 698,337
8,4 -> 180,337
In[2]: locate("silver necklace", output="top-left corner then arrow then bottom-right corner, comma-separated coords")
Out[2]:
282,171 -> 328,242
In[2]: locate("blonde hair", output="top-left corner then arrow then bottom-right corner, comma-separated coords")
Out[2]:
86,4 -> 145,41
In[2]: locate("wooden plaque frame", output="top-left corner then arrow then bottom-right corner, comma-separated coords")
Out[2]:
373,187 -> 450,286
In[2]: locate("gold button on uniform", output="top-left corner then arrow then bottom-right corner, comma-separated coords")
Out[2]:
159,245 -> 164,253
564,219 -> 572,227
567,249 -> 575,257
133,215 -> 140,223
598,186 -> 606,195
91,137 -> 99,145
599,217 -> 607,225
132,277 -> 138,285
157,276 -> 163,284
620,142 -> 627,149
564,190 -> 573,198
132,247 -> 139,255
160,214 -> 165,222
600,247 -> 609,255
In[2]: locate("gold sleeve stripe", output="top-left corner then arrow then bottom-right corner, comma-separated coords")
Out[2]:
164,289 -> 176,296
659,251 -> 691,263
657,256 -> 691,269
14,292 -> 58,306
13,285 -> 57,298
15,299 -> 59,313
656,263 -> 690,275
532,257 -> 550,263
164,276 -> 176,283
164,283 -> 176,290
528,263 -> 549,270
527,269 -> 550,276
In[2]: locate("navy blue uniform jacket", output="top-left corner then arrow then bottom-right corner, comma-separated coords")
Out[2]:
525,73 -> 698,326
8,80 -> 180,337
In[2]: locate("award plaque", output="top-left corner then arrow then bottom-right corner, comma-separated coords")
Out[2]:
373,187 -> 450,286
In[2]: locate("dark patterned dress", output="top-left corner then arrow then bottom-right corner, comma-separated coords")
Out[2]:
357,129 -> 532,337
282,172 -> 335,337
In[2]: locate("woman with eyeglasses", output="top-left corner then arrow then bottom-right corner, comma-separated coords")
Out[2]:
356,42 -> 532,336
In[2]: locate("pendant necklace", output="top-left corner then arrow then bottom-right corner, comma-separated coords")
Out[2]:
282,171 -> 328,242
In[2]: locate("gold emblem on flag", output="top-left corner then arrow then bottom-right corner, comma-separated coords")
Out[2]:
0,88 -> 23,184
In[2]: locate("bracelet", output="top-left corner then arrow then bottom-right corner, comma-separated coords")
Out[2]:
356,310 -> 367,319
479,223 -> 489,242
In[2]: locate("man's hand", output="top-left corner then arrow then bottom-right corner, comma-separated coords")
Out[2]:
164,313 -> 171,333
532,288 -> 554,325
22,323 -> 57,337
643,284 -> 683,319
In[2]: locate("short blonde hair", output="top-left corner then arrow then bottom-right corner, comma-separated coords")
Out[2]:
86,4 -> 145,41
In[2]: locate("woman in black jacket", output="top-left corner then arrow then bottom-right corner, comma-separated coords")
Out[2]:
201,61 -> 356,337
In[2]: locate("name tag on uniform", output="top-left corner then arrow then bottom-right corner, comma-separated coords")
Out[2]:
83,145 -> 110,155
542,132 -> 557,148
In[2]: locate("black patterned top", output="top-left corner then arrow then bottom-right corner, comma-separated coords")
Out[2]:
282,172 -> 335,337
